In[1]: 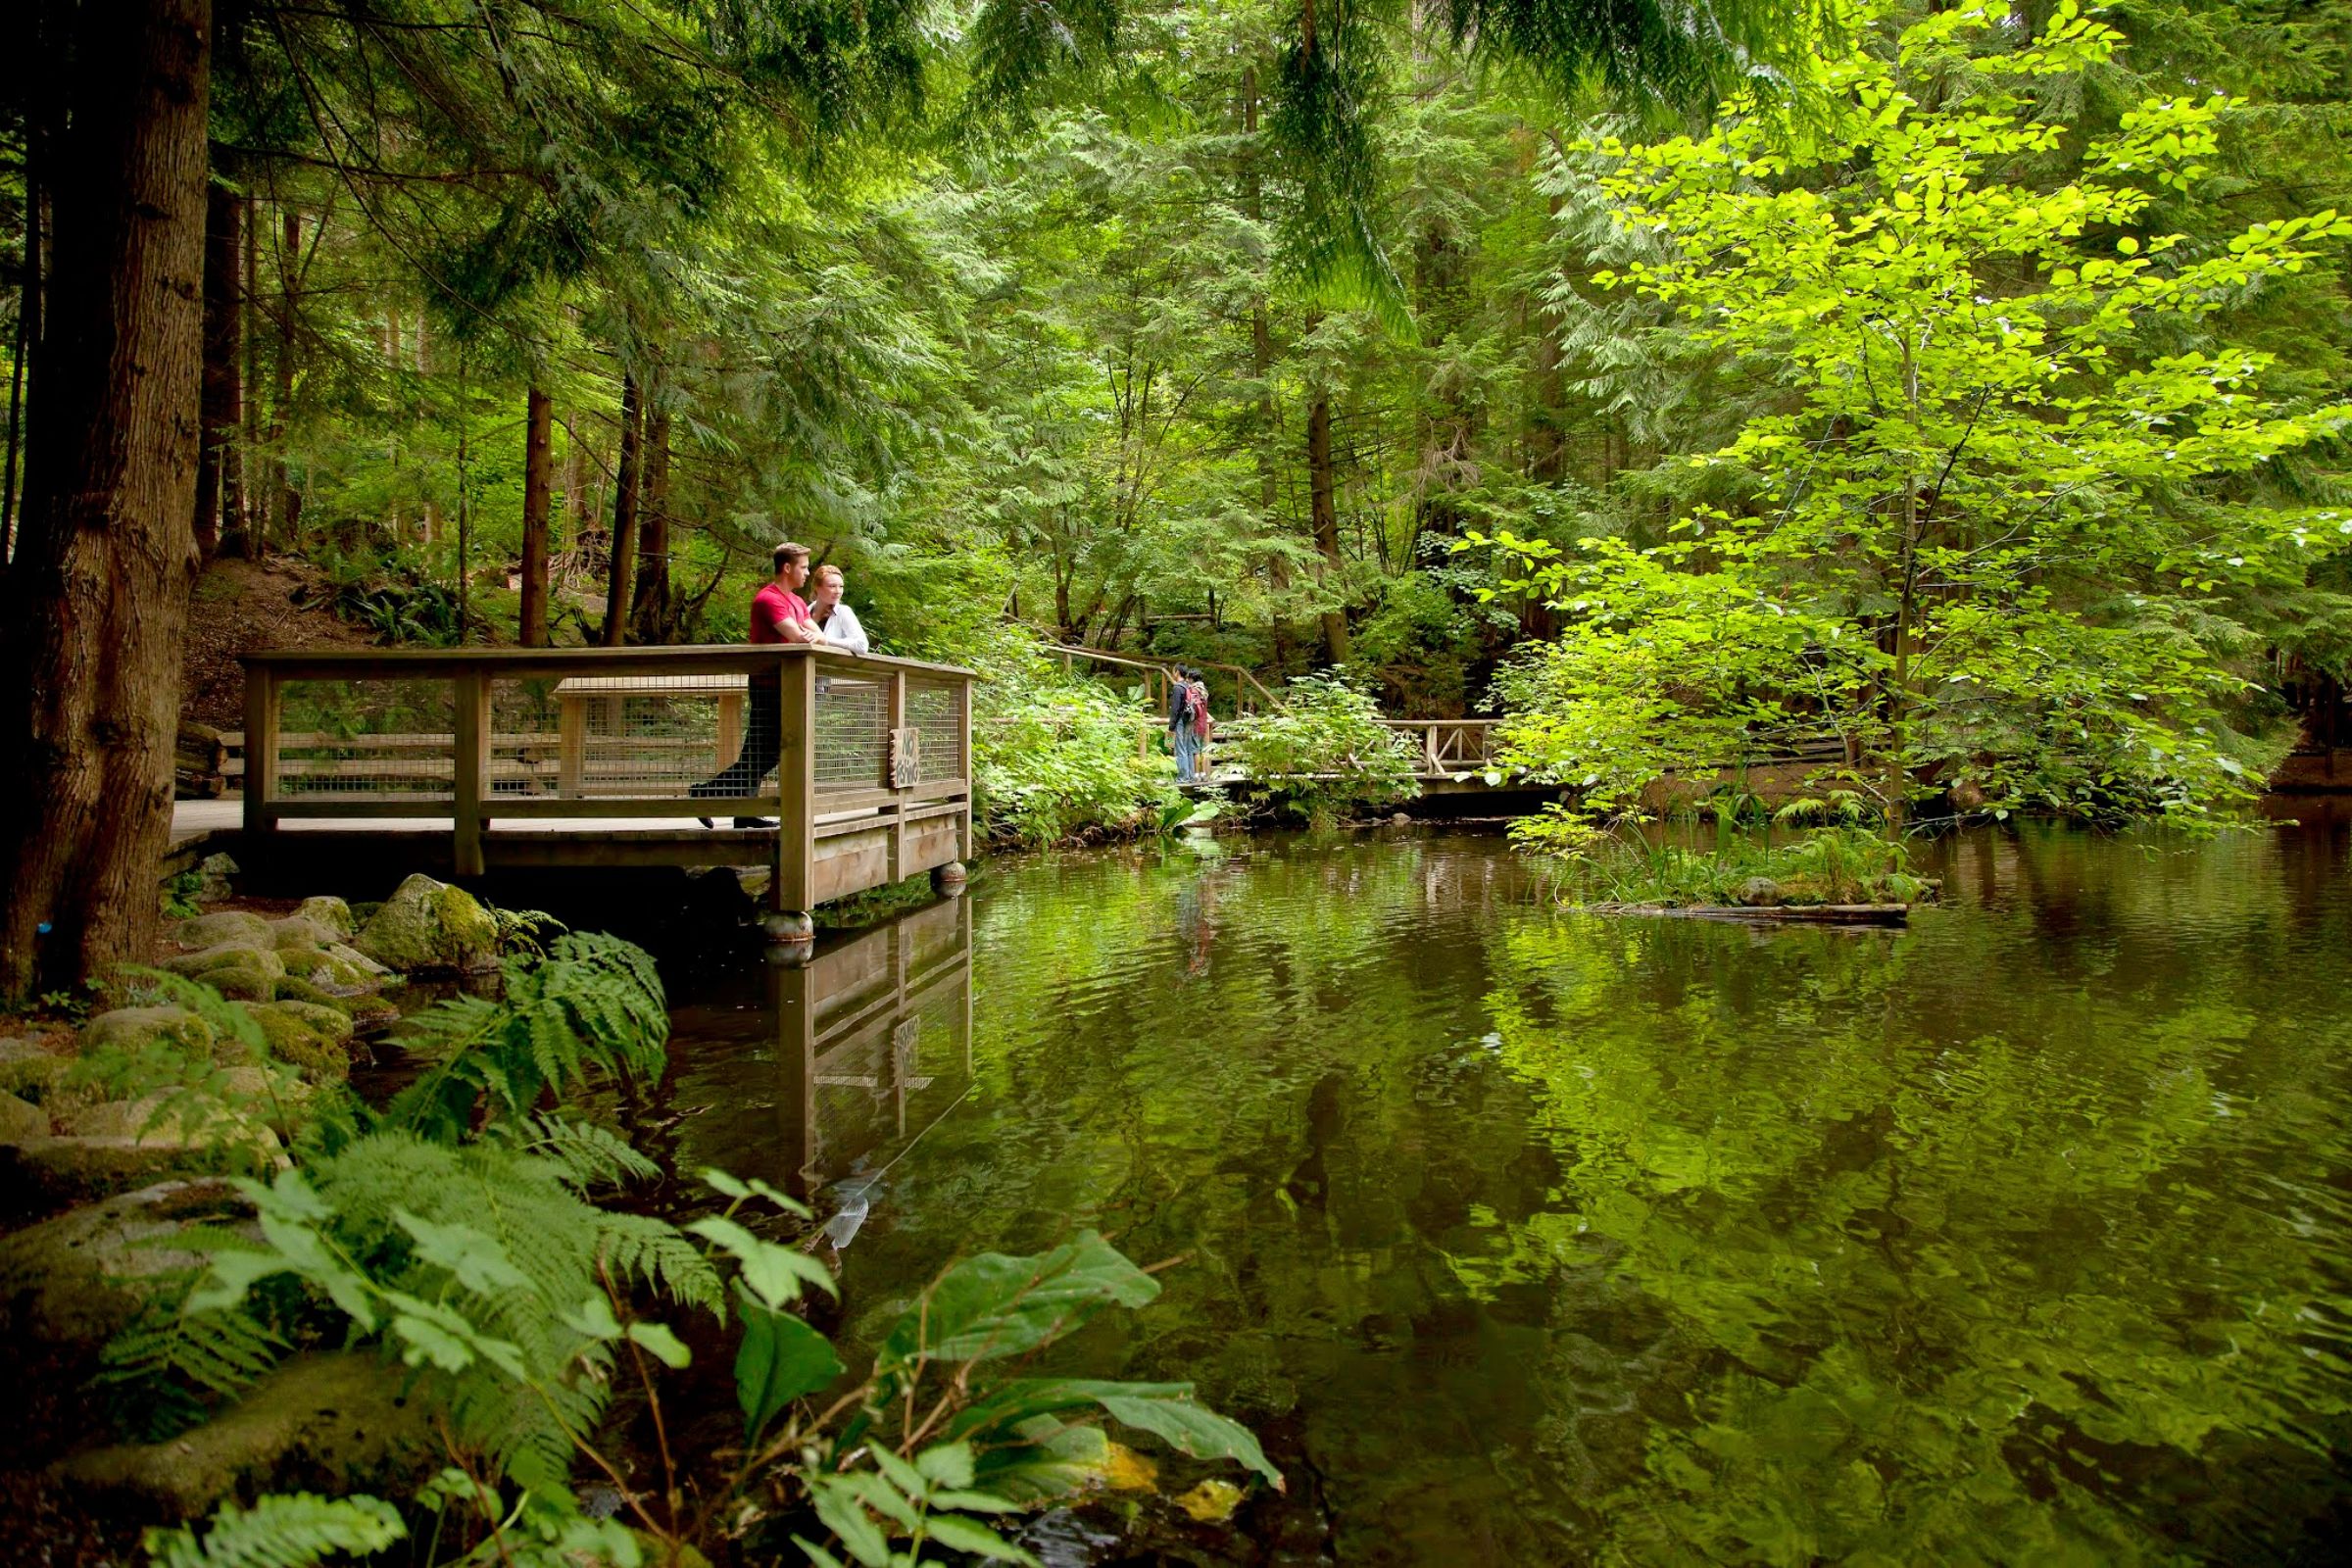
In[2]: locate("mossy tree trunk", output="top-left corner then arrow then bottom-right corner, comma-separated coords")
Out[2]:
0,0 -> 213,998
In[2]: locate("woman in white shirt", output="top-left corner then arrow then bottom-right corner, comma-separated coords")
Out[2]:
807,564 -> 869,655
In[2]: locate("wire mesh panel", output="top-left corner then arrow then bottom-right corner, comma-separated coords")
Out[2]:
271,678 -> 456,799
905,676 -> 964,785
814,676 -> 889,791
520,673 -> 743,799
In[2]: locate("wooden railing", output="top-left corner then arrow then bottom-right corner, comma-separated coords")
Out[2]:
239,645 -> 975,910
1040,642 -> 1287,717
1377,718 -> 1500,779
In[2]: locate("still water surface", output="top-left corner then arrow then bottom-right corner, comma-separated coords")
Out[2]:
657,815 -> 2351,1564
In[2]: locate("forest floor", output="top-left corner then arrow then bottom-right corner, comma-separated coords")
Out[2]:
180,556 -> 373,727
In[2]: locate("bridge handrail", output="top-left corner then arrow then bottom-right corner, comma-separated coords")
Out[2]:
236,644 -> 976,904
1038,642 -> 1288,716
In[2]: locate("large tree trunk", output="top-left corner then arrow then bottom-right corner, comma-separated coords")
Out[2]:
629,408 -> 670,642
0,0 -> 212,999
1306,386 -> 1349,664
519,384 -> 552,647
193,172 -> 241,560
600,372 -> 643,646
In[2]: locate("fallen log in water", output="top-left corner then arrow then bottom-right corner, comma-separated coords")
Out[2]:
1583,902 -> 1914,925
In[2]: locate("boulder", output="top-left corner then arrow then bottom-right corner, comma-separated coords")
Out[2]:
80,1006 -> 220,1059
65,1093 -> 278,1157
276,943 -> 391,996
293,896 -> 356,937
163,942 -> 287,985
0,1138 -> 249,1221
244,1004 -> 352,1084
0,1179 -> 254,1350
1735,877 -> 1785,907
0,1091 -> 49,1144
0,1037 -> 74,1099
353,873 -> 500,974
268,915 -> 346,953
171,909 -> 271,951
56,1351 -> 434,1520
193,852 -> 241,904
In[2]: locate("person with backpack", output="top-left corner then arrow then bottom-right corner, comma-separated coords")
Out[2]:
1168,667 -> 1211,782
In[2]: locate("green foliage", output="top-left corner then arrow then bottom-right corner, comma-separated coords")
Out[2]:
969,637 -> 1178,846
143,1493 -> 406,1568
382,931 -> 667,1141
1513,813 -> 1931,906
162,871 -> 208,922
1228,674 -> 1419,826
190,1136 -> 720,1496
1482,1 -> 2352,833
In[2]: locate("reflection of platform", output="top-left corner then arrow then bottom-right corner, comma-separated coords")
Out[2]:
771,896 -> 973,1199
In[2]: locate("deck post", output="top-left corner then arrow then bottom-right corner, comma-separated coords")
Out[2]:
241,662 -> 279,835
886,667 -> 906,882
957,667 -> 974,863
766,651 -> 816,945
453,669 -> 490,877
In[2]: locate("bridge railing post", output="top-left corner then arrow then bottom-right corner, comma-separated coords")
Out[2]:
773,652 -> 816,915
241,662 -> 279,836
453,668 -> 489,877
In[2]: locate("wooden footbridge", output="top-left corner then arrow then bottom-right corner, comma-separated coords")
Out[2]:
174,645 -> 976,941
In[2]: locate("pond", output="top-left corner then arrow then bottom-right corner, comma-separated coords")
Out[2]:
650,810 -> 2352,1565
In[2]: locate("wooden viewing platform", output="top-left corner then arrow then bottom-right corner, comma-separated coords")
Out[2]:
179,644 -> 976,943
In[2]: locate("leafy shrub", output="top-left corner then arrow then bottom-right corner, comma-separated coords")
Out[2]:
1228,674 -> 1419,829
173,1168 -> 1275,1568
969,642 -> 1178,846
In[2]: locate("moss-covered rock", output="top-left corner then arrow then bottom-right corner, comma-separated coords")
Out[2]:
193,853 -> 240,904
268,915 -> 346,953
55,1351 -> 434,1519
270,974 -> 353,1015
275,942 -> 392,996
0,1091 -> 49,1144
1,1039 -> 74,1102
354,873 -> 500,974
0,1179 -> 253,1349
163,942 -> 286,984
293,896 -> 355,936
79,1006 -> 220,1060
171,909 -> 271,950
244,1004 -> 352,1084
65,1094 -> 282,1161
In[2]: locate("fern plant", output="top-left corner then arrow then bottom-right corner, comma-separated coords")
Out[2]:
190,1133 -> 720,1497
382,931 -> 668,1142
143,1493 -> 406,1568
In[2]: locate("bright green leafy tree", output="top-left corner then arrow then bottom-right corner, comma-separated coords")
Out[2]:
1484,1 -> 2352,830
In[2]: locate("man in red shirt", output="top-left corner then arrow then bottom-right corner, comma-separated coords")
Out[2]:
694,541 -> 819,825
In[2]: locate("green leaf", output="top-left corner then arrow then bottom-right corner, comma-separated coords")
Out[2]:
878,1232 -> 1157,1374
734,1283 -> 845,1438
808,1474 -> 893,1567
1095,1392 -> 1284,1490
922,1514 -> 1040,1564
688,1215 -> 838,1307
627,1320 -> 692,1369
915,1441 -> 975,1490
395,1208 -> 531,1295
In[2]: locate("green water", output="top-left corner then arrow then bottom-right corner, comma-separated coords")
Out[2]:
661,815 -> 2352,1564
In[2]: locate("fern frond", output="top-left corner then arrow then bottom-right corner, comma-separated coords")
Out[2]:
143,1493 -> 405,1568
595,1209 -> 726,1315
518,1114 -> 662,1191
99,1292 -> 291,1439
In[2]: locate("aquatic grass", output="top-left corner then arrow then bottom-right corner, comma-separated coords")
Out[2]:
1516,808 -> 1930,907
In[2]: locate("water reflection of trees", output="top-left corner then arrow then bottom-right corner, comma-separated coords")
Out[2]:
1475,825 -> 2352,1563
